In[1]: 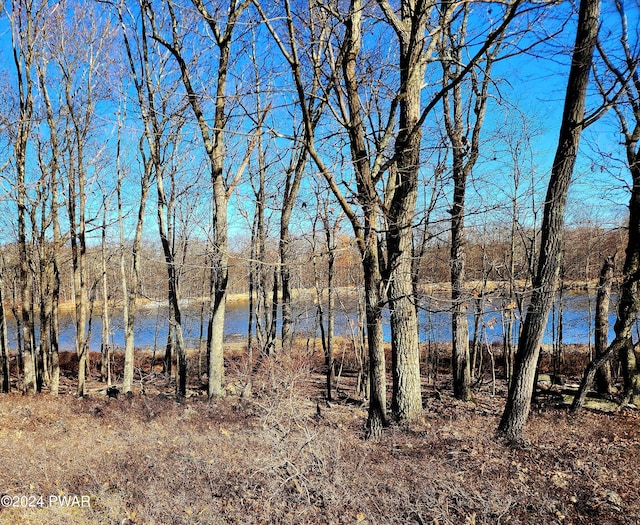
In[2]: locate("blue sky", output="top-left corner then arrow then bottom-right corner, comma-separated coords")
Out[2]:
0,0 -> 635,250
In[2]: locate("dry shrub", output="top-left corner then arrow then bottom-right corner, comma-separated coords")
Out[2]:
250,346 -> 315,433
537,344 -> 592,377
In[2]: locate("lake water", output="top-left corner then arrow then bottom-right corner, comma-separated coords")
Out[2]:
6,292 -> 622,352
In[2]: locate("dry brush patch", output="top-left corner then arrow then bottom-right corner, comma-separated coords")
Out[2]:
0,356 -> 639,524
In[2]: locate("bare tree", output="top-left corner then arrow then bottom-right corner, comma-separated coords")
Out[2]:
493,115 -> 542,389
376,0 -> 433,421
326,0 -> 389,436
39,0 -> 117,396
113,0 -> 192,396
251,0 -> 332,354
378,0 -> 530,417
0,256 -> 10,393
6,0 -> 44,394
258,0 -> 392,435
498,0 -> 601,441
99,192 -> 112,385
36,53 -> 64,395
118,138 -> 152,395
257,0 -> 532,432
594,256 -> 614,394
571,0 -> 640,411
306,182 -> 341,401
439,8 -> 504,401
148,0 -> 260,397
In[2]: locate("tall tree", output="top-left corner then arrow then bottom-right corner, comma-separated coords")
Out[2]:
0,256 -> 10,393
36,52 -> 64,396
571,0 -> 640,411
498,0 -> 601,442
377,0 -> 432,421
261,0 -> 393,436
327,0 -> 388,436
439,8 -> 503,401
251,0 -> 330,354
115,119 -> 153,395
258,0 -> 531,432
148,0 -> 258,397
115,0 -> 191,396
378,0 -> 528,417
7,0 -> 43,394
41,0 -> 116,396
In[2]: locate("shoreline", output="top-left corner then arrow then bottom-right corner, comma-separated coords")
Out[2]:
43,278 -> 612,314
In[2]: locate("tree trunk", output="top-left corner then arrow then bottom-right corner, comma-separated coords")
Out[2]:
325,216 -> 336,402
594,257 -> 614,394
313,210 -> 337,402
12,6 -> 37,394
567,37 -> 640,414
387,155 -> 423,419
613,166 -> 640,407
439,5 -> 499,401
148,0 -> 250,399
504,194 -> 519,389
70,182 -> 88,397
0,261 -> 10,393
383,0 -> 428,423
450,175 -> 471,400
34,200 -> 49,393
38,256 -> 51,392
363,241 -> 387,439
120,152 -> 152,394
498,0 -> 600,442
100,205 -> 111,384
164,320 -> 174,377
341,0 -> 388,437
257,0 -> 389,435
118,172 -> 133,394
47,208 -> 61,396
155,152 -> 187,397
552,264 -> 565,381
207,179 -> 228,398
38,59 -> 61,396
279,213 -> 295,353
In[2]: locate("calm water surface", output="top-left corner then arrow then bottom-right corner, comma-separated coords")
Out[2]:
7,292 -> 621,351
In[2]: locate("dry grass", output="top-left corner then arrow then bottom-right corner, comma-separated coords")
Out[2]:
0,346 -> 639,525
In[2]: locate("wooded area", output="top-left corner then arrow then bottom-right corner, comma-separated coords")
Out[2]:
0,0 -> 639,450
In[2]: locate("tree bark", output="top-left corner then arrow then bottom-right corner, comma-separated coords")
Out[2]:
100,203 -> 111,384
362,240 -> 388,438
594,257 -> 614,394
68,163 -> 88,397
571,0 -> 640,412
450,165 -> 471,401
379,0 -> 429,423
498,0 -> 600,441
149,0 -> 251,398
0,259 -> 10,393
11,0 -> 37,394
341,0 -> 388,437
207,180 -> 228,398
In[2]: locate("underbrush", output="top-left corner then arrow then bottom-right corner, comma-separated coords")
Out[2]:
0,347 -> 639,524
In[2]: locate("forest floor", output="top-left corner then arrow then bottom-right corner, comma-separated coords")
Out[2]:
0,345 -> 639,525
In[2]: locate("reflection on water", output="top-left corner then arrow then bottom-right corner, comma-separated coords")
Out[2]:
7,292 -> 619,352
